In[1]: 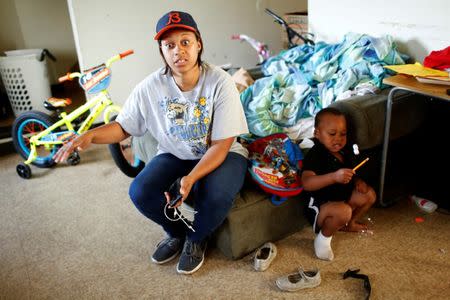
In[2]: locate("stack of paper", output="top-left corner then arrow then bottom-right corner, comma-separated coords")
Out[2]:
415,76 -> 450,86
384,62 -> 449,85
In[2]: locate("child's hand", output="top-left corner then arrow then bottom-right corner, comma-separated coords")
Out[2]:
334,168 -> 354,184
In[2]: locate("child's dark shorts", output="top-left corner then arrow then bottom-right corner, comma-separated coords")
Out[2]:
305,196 -> 322,234
304,194 -> 352,234
304,183 -> 354,234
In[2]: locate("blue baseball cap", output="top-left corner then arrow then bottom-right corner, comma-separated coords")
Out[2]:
154,11 -> 199,40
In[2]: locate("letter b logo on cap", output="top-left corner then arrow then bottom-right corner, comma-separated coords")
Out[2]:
167,12 -> 181,25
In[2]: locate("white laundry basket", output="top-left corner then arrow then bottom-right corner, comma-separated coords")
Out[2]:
0,49 -> 56,117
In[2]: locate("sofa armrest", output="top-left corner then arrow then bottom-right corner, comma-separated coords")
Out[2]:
329,88 -> 428,150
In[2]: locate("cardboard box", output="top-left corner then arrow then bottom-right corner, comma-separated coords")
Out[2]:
281,12 -> 308,48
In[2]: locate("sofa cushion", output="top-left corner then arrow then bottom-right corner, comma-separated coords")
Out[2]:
212,179 -> 306,259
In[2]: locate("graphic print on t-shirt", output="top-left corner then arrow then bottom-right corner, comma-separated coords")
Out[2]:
162,96 -> 211,156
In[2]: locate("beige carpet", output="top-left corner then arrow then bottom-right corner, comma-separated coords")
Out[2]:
1,145 -> 449,299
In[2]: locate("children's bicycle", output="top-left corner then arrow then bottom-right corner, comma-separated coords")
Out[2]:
12,49 -> 145,179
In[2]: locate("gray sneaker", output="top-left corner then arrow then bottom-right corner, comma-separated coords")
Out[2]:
276,268 -> 321,292
176,239 -> 207,275
151,236 -> 183,264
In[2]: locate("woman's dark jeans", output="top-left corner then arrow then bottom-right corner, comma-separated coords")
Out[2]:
129,152 -> 247,242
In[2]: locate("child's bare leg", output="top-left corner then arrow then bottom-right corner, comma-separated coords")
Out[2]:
345,187 -> 376,232
319,202 -> 352,236
314,202 -> 352,260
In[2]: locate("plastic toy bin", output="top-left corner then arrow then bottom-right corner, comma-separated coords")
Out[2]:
0,49 -> 55,117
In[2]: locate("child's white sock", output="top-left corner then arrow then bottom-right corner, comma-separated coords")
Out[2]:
314,231 -> 334,261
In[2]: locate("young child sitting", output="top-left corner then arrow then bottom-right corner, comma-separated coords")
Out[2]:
301,107 -> 376,261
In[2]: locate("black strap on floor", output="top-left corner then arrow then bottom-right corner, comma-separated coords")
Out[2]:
343,268 -> 371,300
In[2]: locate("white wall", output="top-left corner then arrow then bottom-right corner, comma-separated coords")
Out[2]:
0,0 -> 25,52
0,0 -> 77,94
309,0 -> 450,63
68,0 -> 306,106
0,0 -> 78,77
14,0 -> 77,76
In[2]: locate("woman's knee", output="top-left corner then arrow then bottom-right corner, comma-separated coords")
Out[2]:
129,177 -> 146,208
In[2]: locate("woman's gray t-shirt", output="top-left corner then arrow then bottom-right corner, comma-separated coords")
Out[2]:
116,64 -> 249,160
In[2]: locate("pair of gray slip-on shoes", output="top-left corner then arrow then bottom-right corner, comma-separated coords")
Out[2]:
253,242 -> 321,292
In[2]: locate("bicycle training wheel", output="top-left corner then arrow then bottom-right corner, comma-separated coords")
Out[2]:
108,116 -> 145,177
12,110 -> 58,168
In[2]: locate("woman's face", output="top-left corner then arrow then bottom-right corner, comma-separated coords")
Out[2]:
159,29 -> 201,76
314,114 -> 347,154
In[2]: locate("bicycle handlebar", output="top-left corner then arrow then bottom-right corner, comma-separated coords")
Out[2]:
58,72 -> 80,83
58,49 -> 134,83
120,49 -> 134,58
264,8 -> 286,25
106,49 -> 134,67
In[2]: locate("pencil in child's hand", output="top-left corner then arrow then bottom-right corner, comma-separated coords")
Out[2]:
353,157 -> 369,172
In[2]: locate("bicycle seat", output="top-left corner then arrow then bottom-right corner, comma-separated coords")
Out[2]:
44,97 -> 72,111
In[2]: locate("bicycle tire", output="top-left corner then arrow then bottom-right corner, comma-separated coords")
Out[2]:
108,116 -> 145,177
12,110 -> 58,168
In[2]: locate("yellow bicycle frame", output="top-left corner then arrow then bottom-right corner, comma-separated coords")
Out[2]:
25,90 -> 121,165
